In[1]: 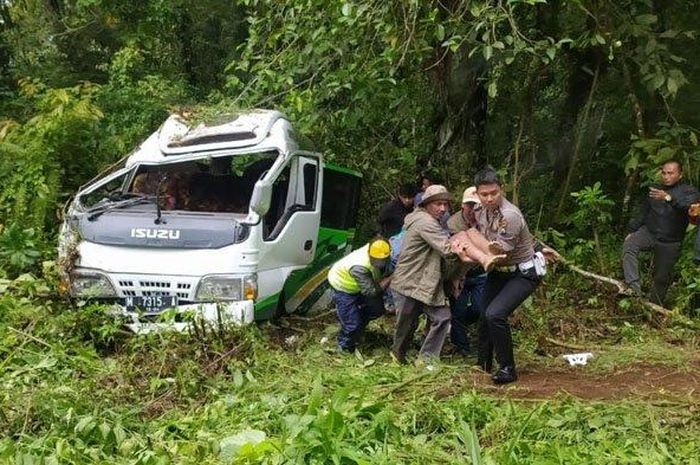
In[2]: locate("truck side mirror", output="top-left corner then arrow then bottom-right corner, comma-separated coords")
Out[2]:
249,180 -> 273,216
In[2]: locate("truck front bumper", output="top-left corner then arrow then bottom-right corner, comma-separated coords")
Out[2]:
110,300 -> 255,334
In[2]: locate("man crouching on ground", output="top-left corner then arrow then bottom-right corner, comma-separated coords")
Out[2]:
391,184 -> 455,366
328,238 -> 392,353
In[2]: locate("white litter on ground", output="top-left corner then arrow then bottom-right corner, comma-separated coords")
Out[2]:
563,352 -> 594,366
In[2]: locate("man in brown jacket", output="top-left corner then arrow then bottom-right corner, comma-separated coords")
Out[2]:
391,184 -> 455,365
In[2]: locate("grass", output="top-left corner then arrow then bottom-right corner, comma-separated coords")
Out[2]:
1,282 -> 700,464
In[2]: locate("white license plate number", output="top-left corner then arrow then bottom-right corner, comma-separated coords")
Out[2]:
125,296 -> 178,313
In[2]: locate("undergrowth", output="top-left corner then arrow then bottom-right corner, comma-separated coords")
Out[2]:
1,279 -> 699,465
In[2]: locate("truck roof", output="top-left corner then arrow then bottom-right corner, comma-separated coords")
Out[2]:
125,110 -> 311,167
325,163 -> 362,178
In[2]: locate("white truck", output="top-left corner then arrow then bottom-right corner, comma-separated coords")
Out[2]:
59,110 -> 361,332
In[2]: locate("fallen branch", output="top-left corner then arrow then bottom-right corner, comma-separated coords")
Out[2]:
270,321 -> 305,334
544,337 -> 598,351
556,256 -> 672,317
558,258 -> 625,292
7,326 -> 53,349
379,371 -> 433,395
203,346 -> 239,372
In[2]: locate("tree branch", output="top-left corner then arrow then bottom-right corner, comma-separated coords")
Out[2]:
557,256 -> 672,317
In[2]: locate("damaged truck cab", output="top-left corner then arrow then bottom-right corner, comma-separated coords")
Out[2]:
59,110 -> 361,332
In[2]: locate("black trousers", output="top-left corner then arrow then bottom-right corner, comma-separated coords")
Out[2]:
477,268 -> 540,369
622,226 -> 682,306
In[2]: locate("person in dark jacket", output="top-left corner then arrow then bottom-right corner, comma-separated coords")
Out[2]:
622,160 -> 700,305
413,175 -> 432,208
446,186 -> 486,356
377,184 -> 415,238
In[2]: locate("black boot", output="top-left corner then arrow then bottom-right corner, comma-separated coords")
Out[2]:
492,366 -> 517,384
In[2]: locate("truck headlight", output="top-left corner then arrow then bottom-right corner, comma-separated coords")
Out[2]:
70,271 -> 117,298
195,275 -> 242,301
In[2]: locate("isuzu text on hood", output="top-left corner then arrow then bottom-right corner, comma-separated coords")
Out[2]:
130,228 -> 181,240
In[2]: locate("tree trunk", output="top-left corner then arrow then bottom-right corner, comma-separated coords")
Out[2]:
511,60 -> 543,206
551,0 -> 606,204
418,0 -> 489,182
593,227 -> 605,274
555,63 -> 600,219
621,59 -> 646,216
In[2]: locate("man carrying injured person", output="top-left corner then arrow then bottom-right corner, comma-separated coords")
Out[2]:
328,238 -> 392,353
473,167 -> 548,384
390,185 -> 504,366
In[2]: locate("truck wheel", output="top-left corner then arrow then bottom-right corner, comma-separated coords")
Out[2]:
296,280 -> 331,315
272,291 -> 287,321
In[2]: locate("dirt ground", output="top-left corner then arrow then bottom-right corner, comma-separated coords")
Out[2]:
451,362 -> 700,401
267,316 -> 700,403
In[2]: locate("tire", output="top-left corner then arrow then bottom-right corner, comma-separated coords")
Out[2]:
296,280 -> 331,315
272,290 -> 287,321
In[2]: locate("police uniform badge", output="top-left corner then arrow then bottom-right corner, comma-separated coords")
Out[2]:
498,215 -> 508,235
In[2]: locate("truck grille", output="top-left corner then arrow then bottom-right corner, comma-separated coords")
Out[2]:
113,275 -> 197,300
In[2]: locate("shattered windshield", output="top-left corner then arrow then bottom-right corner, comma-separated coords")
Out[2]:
80,151 -> 278,214
80,170 -> 134,210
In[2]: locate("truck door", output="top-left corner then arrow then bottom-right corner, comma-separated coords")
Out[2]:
257,152 -> 322,285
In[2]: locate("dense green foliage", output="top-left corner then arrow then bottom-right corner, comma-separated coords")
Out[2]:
1,0 -> 699,307
1,279 -> 699,464
0,2 -> 699,462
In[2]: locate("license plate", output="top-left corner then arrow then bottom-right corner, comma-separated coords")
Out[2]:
124,295 -> 178,313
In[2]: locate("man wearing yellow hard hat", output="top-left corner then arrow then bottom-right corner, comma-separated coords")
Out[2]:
328,238 -> 392,352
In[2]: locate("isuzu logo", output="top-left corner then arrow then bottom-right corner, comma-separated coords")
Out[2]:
130,228 -> 181,240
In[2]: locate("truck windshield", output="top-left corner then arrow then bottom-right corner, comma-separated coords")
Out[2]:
81,151 -> 277,214
129,152 -> 277,213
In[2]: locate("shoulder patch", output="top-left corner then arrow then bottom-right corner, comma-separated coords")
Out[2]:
501,208 -> 524,225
